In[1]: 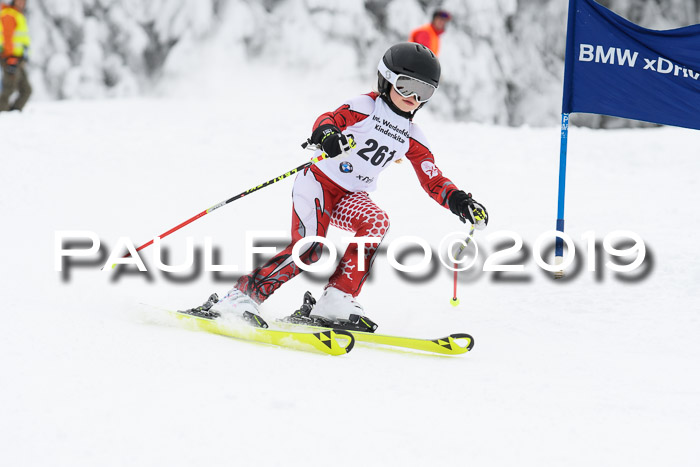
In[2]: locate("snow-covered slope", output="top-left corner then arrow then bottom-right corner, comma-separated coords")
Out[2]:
2,62 -> 699,466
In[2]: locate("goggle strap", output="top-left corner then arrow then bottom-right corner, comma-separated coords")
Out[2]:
378,60 -> 396,86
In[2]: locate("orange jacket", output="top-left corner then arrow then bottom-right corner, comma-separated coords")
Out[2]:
1,4 -> 30,59
409,24 -> 442,56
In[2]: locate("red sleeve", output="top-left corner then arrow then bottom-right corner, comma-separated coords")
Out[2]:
411,31 -> 431,50
1,14 -> 16,59
312,93 -> 376,132
405,137 -> 459,209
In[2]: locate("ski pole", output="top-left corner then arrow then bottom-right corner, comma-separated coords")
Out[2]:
132,154 -> 325,256
450,223 -> 476,307
121,153 -> 330,264
118,136 -> 355,261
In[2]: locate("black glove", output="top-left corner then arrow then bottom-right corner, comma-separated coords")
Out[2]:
448,190 -> 489,229
310,124 -> 352,158
4,57 -> 19,75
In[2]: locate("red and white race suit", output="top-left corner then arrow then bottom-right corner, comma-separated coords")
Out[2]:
236,92 -> 461,304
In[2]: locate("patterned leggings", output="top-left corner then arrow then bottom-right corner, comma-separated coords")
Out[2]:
236,166 -> 390,303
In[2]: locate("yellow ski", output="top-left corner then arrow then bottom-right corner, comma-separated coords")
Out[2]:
350,330 -> 474,355
275,321 -> 473,356
169,311 -> 354,356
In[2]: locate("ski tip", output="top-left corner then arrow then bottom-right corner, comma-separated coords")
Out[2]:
449,333 -> 475,352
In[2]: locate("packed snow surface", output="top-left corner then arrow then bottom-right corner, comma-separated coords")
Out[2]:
2,62 -> 699,466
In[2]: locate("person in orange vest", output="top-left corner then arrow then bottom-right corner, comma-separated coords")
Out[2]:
0,0 -> 31,112
408,9 -> 452,56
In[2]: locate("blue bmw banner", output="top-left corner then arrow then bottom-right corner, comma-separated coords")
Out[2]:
563,0 -> 700,130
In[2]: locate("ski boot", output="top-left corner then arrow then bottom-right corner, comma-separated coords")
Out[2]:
180,290 -> 268,328
284,289 -> 378,333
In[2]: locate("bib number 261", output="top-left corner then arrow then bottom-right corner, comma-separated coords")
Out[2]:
357,139 -> 396,167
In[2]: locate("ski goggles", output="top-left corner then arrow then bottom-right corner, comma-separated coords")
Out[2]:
378,60 -> 437,103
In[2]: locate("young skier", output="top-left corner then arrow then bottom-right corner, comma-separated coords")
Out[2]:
190,42 -> 488,330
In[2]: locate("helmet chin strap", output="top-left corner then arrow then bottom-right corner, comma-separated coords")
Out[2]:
379,92 -> 416,120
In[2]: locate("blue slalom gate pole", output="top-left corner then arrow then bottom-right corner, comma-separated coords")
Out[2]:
554,113 -> 569,278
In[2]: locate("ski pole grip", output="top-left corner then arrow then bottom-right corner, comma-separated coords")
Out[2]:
301,138 -> 318,150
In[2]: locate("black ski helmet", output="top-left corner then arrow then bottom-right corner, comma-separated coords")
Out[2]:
377,42 -> 441,98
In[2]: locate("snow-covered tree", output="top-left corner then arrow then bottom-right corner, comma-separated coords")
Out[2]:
23,0 -> 700,127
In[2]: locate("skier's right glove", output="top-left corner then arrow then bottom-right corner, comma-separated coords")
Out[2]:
4,57 -> 19,75
310,124 -> 352,158
448,190 -> 488,229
